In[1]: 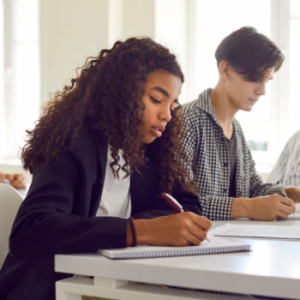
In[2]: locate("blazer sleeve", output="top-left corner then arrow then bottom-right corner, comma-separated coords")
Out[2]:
9,138 -> 128,259
132,180 -> 202,219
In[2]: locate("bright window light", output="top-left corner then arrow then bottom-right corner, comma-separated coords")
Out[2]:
288,0 -> 300,138
195,0 -> 271,152
0,0 -> 40,159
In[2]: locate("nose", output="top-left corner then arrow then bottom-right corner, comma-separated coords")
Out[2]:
159,104 -> 172,123
257,82 -> 266,96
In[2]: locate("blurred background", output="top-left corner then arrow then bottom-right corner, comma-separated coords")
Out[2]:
0,0 -> 300,183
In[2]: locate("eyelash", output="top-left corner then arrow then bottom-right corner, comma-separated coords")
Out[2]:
150,96 -> 161,104
150,96 -> 178,110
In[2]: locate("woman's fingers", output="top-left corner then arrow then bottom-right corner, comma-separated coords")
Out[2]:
184,233 -> 203,246
190,213 -> 212,232
175,213 -> 211,246
187,223 -> 208,245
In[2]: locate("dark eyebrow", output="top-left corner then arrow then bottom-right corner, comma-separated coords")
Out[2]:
151,86 -> 169,97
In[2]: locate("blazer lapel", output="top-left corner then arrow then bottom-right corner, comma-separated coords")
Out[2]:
89,130 -> 108,216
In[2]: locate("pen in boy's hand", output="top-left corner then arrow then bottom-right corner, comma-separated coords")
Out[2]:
162,193 -> 211,243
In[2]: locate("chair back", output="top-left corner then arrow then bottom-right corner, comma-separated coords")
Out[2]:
0,183 -> 23,268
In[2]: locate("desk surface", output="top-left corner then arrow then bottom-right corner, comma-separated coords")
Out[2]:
55,219 -> 300,299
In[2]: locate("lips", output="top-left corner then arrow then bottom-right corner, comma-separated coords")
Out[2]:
153,125 -> 165,133
249,98 -> 259,104
150,125 -> 165,138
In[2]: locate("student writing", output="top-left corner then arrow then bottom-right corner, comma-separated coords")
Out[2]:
0,37 -> 211,300
181,27 -> 300,221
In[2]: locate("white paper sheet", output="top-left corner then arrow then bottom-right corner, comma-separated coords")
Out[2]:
212,223 -> 300,240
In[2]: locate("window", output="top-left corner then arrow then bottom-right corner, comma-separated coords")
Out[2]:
288,0 -> 300,137
0,0 -> 40,160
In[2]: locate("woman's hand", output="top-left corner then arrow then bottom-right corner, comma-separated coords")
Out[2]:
127,212 -> 212,247
0,172 -> 4,183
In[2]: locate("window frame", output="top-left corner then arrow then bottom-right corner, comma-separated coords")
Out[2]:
1,0 -> 40,160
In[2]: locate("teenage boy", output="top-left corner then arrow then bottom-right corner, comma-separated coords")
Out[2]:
182,27 -> 300,221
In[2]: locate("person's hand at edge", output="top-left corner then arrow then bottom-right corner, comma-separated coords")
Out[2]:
4,173 -> 26,189
0,172 -> 4,183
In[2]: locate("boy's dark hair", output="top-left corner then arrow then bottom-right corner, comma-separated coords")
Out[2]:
215,26 -> 284,81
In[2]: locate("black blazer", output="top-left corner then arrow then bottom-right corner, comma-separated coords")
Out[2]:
0,130 -> 201,300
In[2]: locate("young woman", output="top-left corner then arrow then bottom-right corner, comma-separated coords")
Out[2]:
0,37 -> 211,300
181,26 -> 300,221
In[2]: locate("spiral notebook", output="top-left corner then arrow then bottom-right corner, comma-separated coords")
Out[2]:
98,233 -> 251,259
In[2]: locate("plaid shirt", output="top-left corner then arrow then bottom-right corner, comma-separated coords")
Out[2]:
181,88 -> 280,220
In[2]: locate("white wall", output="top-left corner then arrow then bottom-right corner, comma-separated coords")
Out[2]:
40,0 -> 193,104
40,0 -> 110,105
155,0 -> 187,101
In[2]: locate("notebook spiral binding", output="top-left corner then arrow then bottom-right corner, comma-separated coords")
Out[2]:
167,285 -> 220,294
110,245 -> 251,259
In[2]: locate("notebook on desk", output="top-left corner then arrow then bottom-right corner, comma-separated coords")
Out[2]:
98,233 -> 251,259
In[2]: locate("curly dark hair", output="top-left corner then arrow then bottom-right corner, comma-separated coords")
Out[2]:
21,37 -> 196,195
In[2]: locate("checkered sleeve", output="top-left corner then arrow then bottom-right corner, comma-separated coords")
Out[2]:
199,195 -> 232,220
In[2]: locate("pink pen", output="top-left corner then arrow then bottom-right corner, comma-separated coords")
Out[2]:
162,193 -> 211,243
162,192 -> 184,212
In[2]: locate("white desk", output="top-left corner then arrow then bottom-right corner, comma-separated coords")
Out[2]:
55,219 -> 300,300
